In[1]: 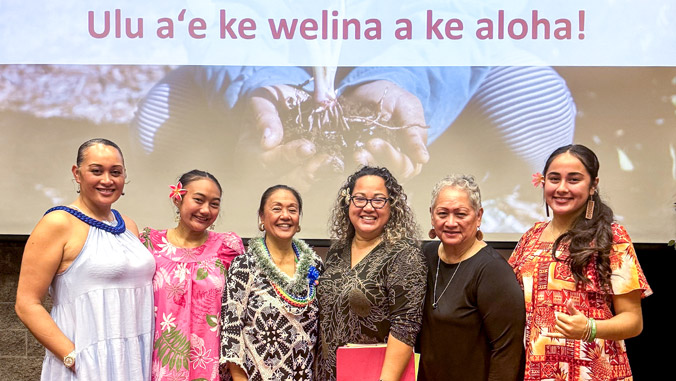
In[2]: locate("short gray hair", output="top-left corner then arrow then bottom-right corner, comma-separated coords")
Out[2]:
430,174 -> 482,213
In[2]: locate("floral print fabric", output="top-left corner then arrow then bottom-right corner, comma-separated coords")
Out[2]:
315,240 -> 427,381
509,222 -> 652,380
220,237 -> 323,381
141,228 -> 244,381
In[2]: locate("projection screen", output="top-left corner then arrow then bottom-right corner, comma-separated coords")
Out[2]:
1,1 -> 674,243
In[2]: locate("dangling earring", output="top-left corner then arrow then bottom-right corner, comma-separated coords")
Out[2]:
174,211 -> 180,223
585,195 -> 595,220
121,192 -> 125,196
209,224 -> 215,231
76,184 -> 81,194
259,222 -> 265,232
297,225 -> 301,233
428,228 -> 437,239
545,204 -> 550,218
476,227 -> 484,241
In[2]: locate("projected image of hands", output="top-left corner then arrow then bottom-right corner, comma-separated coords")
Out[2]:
130,65 -> 577,196
131,66 -> 441,191
236,76 -> 430,190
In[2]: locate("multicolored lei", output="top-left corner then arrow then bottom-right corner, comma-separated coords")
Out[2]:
263,240 -> 318,308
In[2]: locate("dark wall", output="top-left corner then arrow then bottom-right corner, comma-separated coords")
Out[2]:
0,237 -> 669,379
0,237 -> 47,380
621,243 -> 669,379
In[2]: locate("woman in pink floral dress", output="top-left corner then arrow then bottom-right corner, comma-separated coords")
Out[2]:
140,170 -> 244,381
509,145 -> 651,380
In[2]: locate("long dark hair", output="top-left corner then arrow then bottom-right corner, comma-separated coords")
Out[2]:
544,144 -> 614,293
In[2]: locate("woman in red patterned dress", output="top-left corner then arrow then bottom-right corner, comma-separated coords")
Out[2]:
509,144 -> 651,381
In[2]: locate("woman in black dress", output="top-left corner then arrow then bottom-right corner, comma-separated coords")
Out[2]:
417,174 -> 525,380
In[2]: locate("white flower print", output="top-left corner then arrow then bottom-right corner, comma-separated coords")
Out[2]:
152,357 -> 166,379
190,343 -> 213,370
157,236 -> 177,256
173,263 -> 190,283
160,312 -> 177,332
153,267 -> 171,292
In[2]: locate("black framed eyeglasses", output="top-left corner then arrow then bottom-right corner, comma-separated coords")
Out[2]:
350,196 -> 390,209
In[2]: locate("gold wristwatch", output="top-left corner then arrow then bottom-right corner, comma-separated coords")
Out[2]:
63,350 -> 76,368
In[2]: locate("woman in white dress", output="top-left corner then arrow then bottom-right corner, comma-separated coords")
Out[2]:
15,138 -> 155,380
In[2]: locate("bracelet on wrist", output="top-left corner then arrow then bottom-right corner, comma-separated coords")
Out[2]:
581,317 -> 592,341
587,318 -> 597,342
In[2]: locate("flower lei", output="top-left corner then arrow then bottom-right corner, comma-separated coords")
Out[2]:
250,236 -> 319,309
532,172 -> 544,188
169,181 -> 187,201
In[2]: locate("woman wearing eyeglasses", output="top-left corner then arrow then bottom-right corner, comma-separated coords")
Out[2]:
315,166 -> 426,381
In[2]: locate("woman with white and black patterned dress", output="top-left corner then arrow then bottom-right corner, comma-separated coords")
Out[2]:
220,185 -> 323,380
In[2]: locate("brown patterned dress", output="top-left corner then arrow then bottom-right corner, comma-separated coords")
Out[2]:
315,240 -> 427,381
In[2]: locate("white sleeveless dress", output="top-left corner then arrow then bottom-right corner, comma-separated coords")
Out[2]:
40,211 -> 155,380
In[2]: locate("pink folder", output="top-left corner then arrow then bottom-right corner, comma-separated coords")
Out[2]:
336,344 -> 417,381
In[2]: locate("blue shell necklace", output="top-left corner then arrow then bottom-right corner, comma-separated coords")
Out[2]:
45,205 -> 126,235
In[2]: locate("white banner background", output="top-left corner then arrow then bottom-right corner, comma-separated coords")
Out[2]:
2,0 -> 675,66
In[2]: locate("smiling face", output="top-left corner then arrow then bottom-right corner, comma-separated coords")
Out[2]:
544,152 -> 598,219
431,187 -> 483,248
260,189 -> 300,243
175,178 -> 221,233
72,143 -> 126,209
348,175 -> 391,241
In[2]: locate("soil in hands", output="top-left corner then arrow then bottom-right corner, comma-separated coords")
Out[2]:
280,91 -> 400,170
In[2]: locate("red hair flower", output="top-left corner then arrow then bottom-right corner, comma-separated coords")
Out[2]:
169,181 -> 187,201
531,172 -> 544,188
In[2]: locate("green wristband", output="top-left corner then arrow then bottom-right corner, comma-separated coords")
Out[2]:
587,318 -> 597,342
